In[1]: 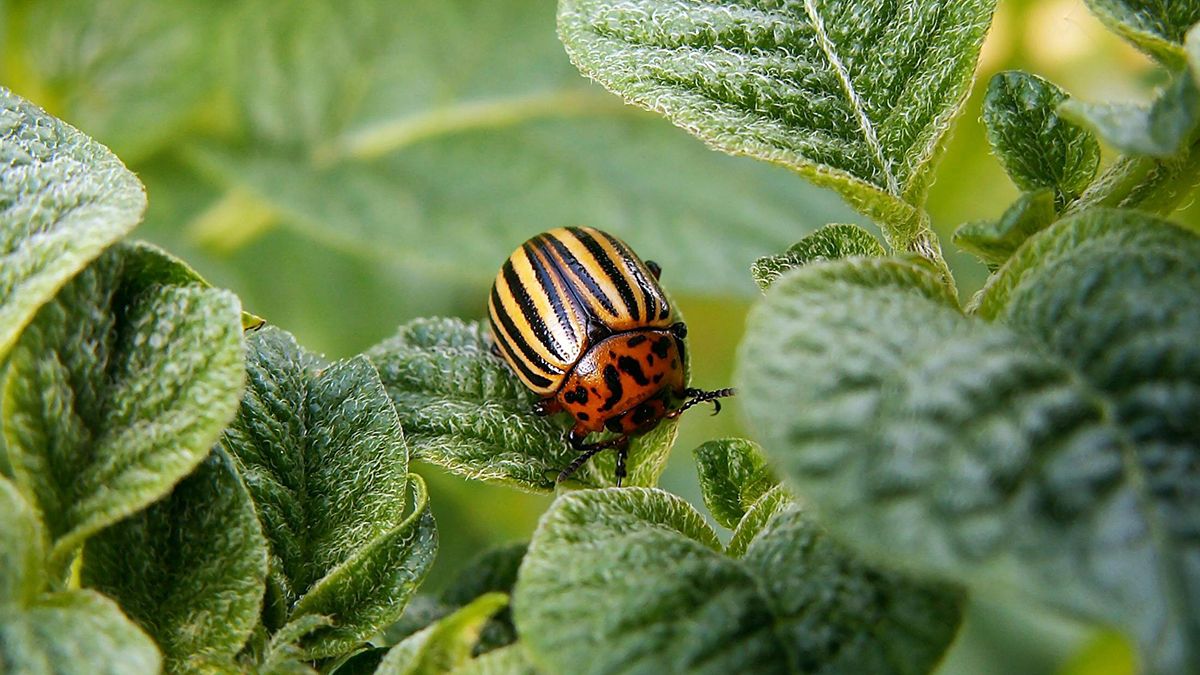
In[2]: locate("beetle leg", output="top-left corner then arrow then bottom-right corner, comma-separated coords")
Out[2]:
533,398 -> 561,417
557,444 -> 606,484
668,388 -> 736,419
558,432 -> 631,486
614,442 -> 628,487
669,322 -> 688,339
489,341 -> 502,357
645,260 -> 662,279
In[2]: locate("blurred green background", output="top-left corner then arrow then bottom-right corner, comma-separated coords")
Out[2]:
1,0 -> 1171,672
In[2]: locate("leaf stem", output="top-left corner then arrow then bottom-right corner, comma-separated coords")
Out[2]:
1068,142 -> 1200,216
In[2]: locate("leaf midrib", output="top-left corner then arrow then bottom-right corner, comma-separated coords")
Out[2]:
800,0 -> 899,197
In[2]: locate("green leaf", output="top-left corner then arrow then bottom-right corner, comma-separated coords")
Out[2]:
693,438 -> 778,530
736,243 -> 1200,673
1060,70 -> 1200,159
366,317 -> 678,492
0,87 -> 146,360
751,224 -> 886,291
0,591 -> 162,675
6,0 -> 225,162
725,486 -> 793,558
557,0 -> 996,242
81,447 -> 268,673
514,488 -> 962,675
952,189 -> 1057,270
449,644 -> 541,675
982,72 -> 1100,203
0,477 -> 43,606
221,326 -> 436,658
180,0 -> 859,299
1083,0 -> 1200,67
2,243 -> 246,578
441,543 -> 528,655
376,593 -> 509,675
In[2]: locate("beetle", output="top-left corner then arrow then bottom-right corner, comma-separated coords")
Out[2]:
488,226 -> 734,486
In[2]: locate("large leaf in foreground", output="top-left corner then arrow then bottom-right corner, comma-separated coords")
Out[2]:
221,326 -> 435,658
514,488 -> 962,675
557,0 -> 996,239
0,87 -> 145,359
367,318 -> 677,491
82,448 -> 268,673
2,243 -> 245,577
0,477 -> 161,675
737,247 -> 1200,673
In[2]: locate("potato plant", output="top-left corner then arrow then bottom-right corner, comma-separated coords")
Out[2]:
2,1 -> 1199,674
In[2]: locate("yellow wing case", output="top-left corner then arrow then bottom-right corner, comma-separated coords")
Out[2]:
488,227 -> 673,395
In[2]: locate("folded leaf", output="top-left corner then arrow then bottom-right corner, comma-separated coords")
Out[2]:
558,0 -> 996,239
0,87 -> 145,360
82,447 -> 268,673
514,488 -> 962,675
0,477 -> 43,607
367,317 -> 678,491
952,189 -> 1056,269
1061,71 -> 1200,159
0,591 -> 161,675
449,644 -> 541,675
983,72 -> 1100,203
751,224 -> 886,291
737,243 -> 1200,673
220,326 -> 432,659
1083,0 -> 1200,67
693,438 -> 778,530
376,593 -> 509,675
3,243 -> 245,578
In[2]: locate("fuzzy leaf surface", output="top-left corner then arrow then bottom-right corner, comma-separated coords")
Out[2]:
738,245 -> 1200,673
1061,70 -> 1200,159
367,317 -> 677,491
82,447 -> 268,673
450,644 -> 541,675
693,438 -> 778,530
376,593 -> 509,675
2,243 -> 245,577
514,488 -> 962,675
557,0 -> 996,232
751,224 -> 885,291
983,71 -> 1099,203
1083,0 -> 1200,66
0,477 -> 42,607
952,189 -> 1056,269
0,88 -> 145,359
220,326 -> 433,658
0,591 -> 161,675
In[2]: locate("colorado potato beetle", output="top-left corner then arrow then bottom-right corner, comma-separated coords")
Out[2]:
488,226 -> 734,486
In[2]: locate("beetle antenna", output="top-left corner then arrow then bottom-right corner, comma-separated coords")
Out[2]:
669,388 -> 736,418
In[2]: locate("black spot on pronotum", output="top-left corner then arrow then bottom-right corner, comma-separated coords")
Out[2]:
626,334 -> 648,347
578,412 -> 590,421
653,373 -> 663,384
617,355 -> 650,386
563,386 -> 589,404
652,336 -> 672,359
600,364 -> 624,411
670,359 -> 678,369
632,404 -> 655,426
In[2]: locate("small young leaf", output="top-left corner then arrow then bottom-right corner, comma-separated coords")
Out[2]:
724,486 -> 793,559
1061,70 -> 1200,159
220,326 -> 434,659
737,243 -> 1200,674
81,447 -> 269,673
376,593 -> 509,675
0,591 -> 161,675
514,488 -> 962,675
0,87 -> 146,360
692,438 -> 777,530
1083,0 -> 1200,67
449,644 -> 541,675
0,477 -> 43,606
952,189 -> 1057,269
557,0 -> 996,237
751,223 -> 886,291
367,317 -> 677,492
983,72 -> 1100,203
441,543 -> 528,655
2,243 -> 246,578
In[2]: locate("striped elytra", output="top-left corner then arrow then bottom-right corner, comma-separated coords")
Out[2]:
488,226 -> 734,486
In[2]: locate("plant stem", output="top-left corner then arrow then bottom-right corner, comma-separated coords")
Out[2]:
1069,142 -> 1200,216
